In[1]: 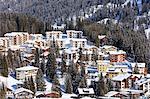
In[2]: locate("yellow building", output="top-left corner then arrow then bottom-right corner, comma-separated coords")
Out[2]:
97,60 -> 111,73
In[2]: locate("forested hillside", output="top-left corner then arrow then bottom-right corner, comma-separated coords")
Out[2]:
0,13 -> 44,36
0,0 -> 102,23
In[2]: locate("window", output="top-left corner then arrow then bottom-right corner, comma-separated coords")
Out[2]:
14,37 -> 17,45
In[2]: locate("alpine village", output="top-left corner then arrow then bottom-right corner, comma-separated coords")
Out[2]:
0,0 -> 150,99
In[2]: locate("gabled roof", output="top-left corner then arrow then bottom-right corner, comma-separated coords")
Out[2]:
112,74 -> 131,81
14,88 -> 33,94
16,66 -> 39,71
131,63 -> 145,68
105,91 -> 128,97
135,77 -> 150,86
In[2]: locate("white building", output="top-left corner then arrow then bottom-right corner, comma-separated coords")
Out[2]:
4,32 -> 29,46
46,31 -> 63,40
51,23 -> 66,30
66,30 -> 83,38
131,63 -> 146,74
0,37 -> 10,49
16,66 -> 38,82
70,38 -> 87,48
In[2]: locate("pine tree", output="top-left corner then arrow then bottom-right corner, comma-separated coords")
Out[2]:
46,50 -> 56,81
80,64 -> 86,77
51,75 -> 62,97
36,69 -> 46,91
79,76 -> 87,88
95,73 -> 108,96
61,58 -> 67,75
40,54 -> 45,74
65,73 -> 73,94
29,76 -> 35,94
133,63 -> 139,74
23,77 -> 30,89
1,55 -> 8,77
0,82 -> 6,99
35,48 -> 40,67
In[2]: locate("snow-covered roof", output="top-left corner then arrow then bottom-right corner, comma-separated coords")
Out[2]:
101,45 -> 117,49
120,88 -> 143,94
14,87 -> 33,94
78,88 -> 95,95
66,30 -> 83,33
112,74 -> 131,81
70,38 -> 87,42
16,66 -> 39,71
109,50 -> 126,55
61,94 -> 78,99
0,37 -> 9,40
131,63 -> 145,68
46,31 -> 63,34
84,45 -> 98,49
105,91 -> 123,97
98,35 -> 106,39
81,97 -> 95,99
0,75 -> 23,91
135,77 -> 150,86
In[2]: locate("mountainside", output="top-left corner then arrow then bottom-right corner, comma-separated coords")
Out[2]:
0,13 -> 44,36
0,0 -> 101,22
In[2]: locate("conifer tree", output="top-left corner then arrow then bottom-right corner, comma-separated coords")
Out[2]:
133,63 -> 139,74
35,48 -> 40,67
29,76 -> 35,94
1,55 -> 8,77
79,76 -> 87,88
0,82 -> 6,99
46,50 -> 56,80
61,58 -> 67,75
40,54 -> 45,74
95,73 -> 108,96
65,73 -> 73,94
36,69 -> 46,91
51,75 -> 62,97
23,77 -> 30,89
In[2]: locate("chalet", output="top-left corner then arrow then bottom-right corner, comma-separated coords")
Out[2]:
109,50 -> 126,63
112,74 -> 131,90
134,76 -> 150,93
